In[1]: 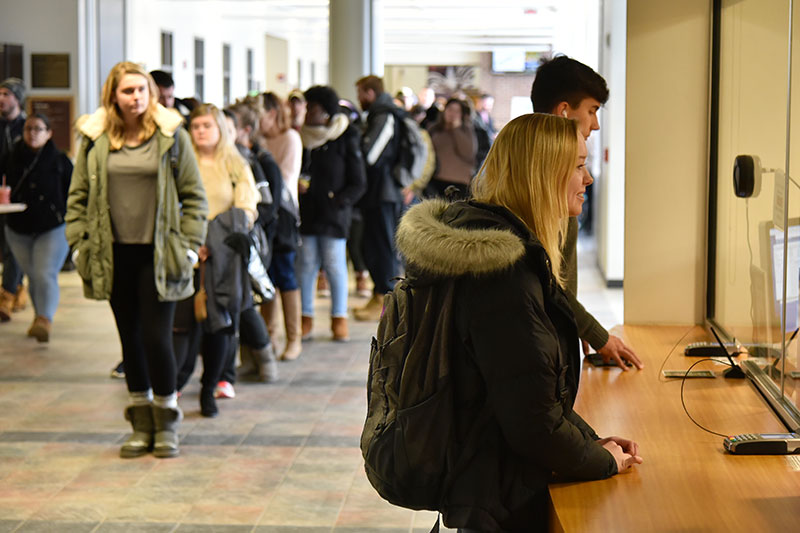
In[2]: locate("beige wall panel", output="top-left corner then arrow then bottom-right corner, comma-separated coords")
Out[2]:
625,0 -> 711,324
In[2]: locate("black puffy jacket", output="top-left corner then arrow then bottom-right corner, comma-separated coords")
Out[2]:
395,200 -> 617,531
299,124 -> 366,239
5,139 -> 72,234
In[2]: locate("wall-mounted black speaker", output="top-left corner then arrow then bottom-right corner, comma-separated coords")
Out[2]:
733,154 -> 760,198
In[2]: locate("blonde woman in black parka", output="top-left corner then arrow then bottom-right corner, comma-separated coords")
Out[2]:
395,113 -> 642,531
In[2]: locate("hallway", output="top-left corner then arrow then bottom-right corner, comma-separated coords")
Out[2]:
0,244 -> 622,532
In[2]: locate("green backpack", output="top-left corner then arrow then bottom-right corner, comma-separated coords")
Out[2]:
360,277 -> 459,511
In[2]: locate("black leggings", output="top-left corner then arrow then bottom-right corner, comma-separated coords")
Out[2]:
173,267 -> 240,391
347,210 -> 367,273
174,313 -> 233,391
110,244 -> 176,396
220,306 -> 271,383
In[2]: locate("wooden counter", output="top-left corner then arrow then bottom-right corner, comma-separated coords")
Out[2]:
548,325 -> 800,532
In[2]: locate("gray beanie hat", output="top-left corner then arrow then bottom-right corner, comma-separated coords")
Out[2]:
0,78 -> 26,108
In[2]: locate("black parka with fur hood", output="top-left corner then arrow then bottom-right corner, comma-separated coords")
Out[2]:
395,199 -> 617,531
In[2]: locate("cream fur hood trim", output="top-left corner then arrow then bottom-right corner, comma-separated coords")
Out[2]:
300,113 -> 350,150
76,103 -> 183,141
396,199 -> 526,277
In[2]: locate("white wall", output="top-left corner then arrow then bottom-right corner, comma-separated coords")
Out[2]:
264,35 -> 289,97
0,0 -> 80,105
597,0 -> 626,283
126,0 -> 270,106
552,0 -> 601,64
625,0 -> 710,324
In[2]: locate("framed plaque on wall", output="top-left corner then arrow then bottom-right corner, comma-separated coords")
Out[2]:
31,54 -> 70,89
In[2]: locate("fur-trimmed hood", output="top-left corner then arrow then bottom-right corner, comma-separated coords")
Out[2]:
75,103 -> 183,141
396,199 -> 536,278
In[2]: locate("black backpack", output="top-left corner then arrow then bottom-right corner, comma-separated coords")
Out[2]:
360,276 -> 459,511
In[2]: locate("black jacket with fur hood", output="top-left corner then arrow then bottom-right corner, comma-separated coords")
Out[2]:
396,199 -> 617,531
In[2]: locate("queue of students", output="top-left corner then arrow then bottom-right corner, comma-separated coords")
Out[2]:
3,55 -> 645,530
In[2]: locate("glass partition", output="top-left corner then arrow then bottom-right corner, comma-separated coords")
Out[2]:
711,0 -> 800,429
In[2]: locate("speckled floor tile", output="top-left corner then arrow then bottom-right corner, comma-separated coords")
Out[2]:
0,247 -> 619,531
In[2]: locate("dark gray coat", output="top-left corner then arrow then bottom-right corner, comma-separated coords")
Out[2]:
203,208 -> 253,333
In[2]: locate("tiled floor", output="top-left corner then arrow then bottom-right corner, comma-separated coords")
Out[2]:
0,233 -> 621,532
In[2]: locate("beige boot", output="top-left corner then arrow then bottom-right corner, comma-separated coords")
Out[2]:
354,294 -> 385,322
260,297 -> 280,340
29,316 -> 51,343
355,271 -> 371,298
280,289 -> 302,360
0,289 -> 13,322
301,315 -> 313,341
13,284 -> 28,311
331,316 -> 349,342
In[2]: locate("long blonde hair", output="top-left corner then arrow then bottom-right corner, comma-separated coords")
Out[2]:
101,61 -> 159,151
189,103 -> 248,175
471,113 -> 579,288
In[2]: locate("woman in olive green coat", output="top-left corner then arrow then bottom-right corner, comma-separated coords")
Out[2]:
66,62 -> 207,459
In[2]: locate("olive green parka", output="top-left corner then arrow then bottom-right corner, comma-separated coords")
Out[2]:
65,104 -> 208,301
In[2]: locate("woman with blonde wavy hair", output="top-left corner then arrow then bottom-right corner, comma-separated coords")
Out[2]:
66,61 -> 208,459
393,113 -> 641,531
259,92 -> 303,361
183,103 -> 259,418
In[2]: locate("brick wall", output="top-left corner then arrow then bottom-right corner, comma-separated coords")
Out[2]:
474,52 -> 536,130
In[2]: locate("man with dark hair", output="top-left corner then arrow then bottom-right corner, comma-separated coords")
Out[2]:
353,74 -> 403,321
531,55 -> 609,138
149,70 -> 191,121
0,77 -> 28,321
531,55 -> 643,371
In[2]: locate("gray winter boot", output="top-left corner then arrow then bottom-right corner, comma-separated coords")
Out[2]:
254,343 -> 279,383
151,405 -> 183,458
120,405 -> 154,458
237,345 -> 259,379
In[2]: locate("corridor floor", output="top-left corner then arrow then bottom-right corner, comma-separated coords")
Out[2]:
0,238 -> 621,532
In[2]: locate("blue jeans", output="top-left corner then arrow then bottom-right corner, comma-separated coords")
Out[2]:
1,220 -> 23,293
4,224 -> 69,321
268,250 -> 298,291
298,235 -> 348,318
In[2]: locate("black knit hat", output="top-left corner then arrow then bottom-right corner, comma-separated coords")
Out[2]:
303,85 -> 340,117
